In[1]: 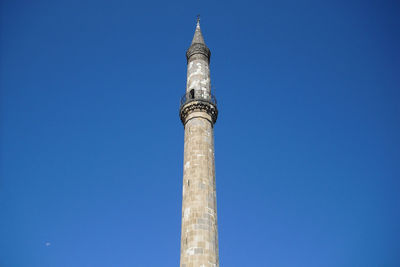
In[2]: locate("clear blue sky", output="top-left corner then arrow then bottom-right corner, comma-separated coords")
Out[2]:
1,0 -> 399,266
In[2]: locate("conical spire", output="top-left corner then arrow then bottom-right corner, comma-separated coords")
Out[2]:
186,16 -> 211,62
191,18 -> 206,45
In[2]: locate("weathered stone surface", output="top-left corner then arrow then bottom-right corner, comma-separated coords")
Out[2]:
179,21 -> 219,267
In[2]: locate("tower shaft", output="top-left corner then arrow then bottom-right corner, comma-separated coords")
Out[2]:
179,21 -> 219,267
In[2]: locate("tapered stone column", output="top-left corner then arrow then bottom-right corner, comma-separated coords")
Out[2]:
179,20 -> 219,267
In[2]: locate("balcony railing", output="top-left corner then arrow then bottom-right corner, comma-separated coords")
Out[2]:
180,91 -> 217,108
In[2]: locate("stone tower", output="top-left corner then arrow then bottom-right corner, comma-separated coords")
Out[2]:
179,19 -> 219,267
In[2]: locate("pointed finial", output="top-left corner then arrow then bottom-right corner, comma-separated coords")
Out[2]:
191,15 -> 205,45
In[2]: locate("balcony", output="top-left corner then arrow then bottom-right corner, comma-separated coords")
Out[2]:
179,90 -> 218,125
180,90 -> 217,109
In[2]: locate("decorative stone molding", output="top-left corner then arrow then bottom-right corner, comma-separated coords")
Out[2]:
186,43 -> 211,62
180,101 -> 218,125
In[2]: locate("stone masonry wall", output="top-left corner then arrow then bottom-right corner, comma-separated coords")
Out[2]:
180,116 -> 218,267
186,54 -> 211,99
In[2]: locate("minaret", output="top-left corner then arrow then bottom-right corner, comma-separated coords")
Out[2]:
179,18 -> 219,267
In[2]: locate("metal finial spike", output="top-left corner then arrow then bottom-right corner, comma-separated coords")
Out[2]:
190,15 -> 206,45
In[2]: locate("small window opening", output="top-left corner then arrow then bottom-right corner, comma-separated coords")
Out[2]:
189,89 -> 195,99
